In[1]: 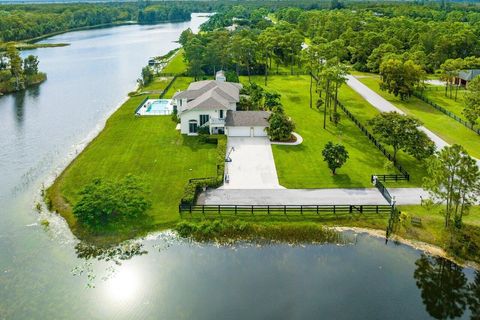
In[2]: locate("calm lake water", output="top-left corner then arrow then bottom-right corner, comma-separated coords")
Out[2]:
0,14 -> 478,320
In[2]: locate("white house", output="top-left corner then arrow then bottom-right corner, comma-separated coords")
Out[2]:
172,71 -> 270,137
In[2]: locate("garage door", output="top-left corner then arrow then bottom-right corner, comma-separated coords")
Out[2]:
253,126 -> 267,137
227,126 -> 251,137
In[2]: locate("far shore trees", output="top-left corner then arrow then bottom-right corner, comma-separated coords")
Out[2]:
379,59 -> 425,100
423,144 -> 480,228
463,76 -> 480,126
322,142 -> 349,175
368,112 -> 435,162
73,175 -> 151,230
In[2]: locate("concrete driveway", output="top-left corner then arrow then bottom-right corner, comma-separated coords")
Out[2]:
221,137 -> 283,189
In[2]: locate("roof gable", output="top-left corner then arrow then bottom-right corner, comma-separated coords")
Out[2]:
178,80 -> 243,112
458,69 -> 480,81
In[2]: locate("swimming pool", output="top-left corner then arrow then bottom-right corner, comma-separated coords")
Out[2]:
137,99 -> 173,116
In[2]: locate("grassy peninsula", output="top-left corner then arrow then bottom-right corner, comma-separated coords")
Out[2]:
46,2 -> 480,266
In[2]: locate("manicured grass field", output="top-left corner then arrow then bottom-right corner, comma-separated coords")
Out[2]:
244,75 -> 416,188
338,85 -> 428,187
164,76 -> 194,98
356,74 -> 480,158
47,78 -> 219,242
161,49 -> 187,74
422,85 -> 471,122
141,76 -> 172,93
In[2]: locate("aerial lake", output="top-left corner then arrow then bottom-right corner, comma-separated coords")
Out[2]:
0,14 -> 478,319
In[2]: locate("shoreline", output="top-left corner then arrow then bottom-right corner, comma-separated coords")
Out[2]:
332,226 -> 480,270
42,93 -> 133,192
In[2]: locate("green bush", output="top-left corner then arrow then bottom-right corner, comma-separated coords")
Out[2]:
267,111 -> 295,142
180,177 -> 217,204
73,174 -> 151,230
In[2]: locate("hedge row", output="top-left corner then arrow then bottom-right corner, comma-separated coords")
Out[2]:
180,135 -> 227,205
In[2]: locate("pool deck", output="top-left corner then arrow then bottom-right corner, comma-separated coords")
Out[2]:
136,98 -> 173,116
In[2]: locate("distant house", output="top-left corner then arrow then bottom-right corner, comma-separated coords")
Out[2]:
455,69 -> 480,86
172,71 -> 270,137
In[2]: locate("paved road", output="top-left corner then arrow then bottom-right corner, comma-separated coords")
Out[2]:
220,137 -> 283,189
346,75 -> 450,150
199,188 -> 430,205
346,75 -> 480,167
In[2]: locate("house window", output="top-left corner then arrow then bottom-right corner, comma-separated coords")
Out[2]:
189,120 -> 198,133
199,114 -> 210,126
219,110 -> 224,119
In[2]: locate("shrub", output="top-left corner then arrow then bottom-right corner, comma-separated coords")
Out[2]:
198,125 -> 210,135
267,111 -> 295,142
73,175 -> 151,230
180,177 -> 217,204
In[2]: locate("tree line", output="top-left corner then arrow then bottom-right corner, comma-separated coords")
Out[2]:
0,2 -> 196,42
0,0 -> 336,43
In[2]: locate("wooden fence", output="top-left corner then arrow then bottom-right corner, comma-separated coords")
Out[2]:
337,101 -> 410,181
134,96 -> 149,114
413,91 -> 480,135
159,75 -> 178,99
179,204 -> 393,219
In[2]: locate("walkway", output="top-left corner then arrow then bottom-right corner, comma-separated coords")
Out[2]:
199,188 -> 430,206
270,132 -> 303,146
221,137 -> 283,189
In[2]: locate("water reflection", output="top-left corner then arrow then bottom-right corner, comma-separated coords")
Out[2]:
13,90 -> 26,126
414,254 -> 478,319
468,272 -> 480,319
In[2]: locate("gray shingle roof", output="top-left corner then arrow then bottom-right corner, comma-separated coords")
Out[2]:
174,80 -> 243,112
173,80 -> 242,101
225,110 -> 271,127
186,88 -> 231,110
458,69 -> 480,81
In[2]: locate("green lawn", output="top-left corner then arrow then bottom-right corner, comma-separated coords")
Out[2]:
244,75 -> 417,188
141,76 -> 172,93
338,84 -> 428,187
46,78 -> 220,242
164,76 -> 194,98
355,74 -> 480,158
161,48 -> 187,74
422,85 -> 472,123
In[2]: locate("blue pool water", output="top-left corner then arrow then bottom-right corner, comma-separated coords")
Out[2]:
144,99 -> 172,115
